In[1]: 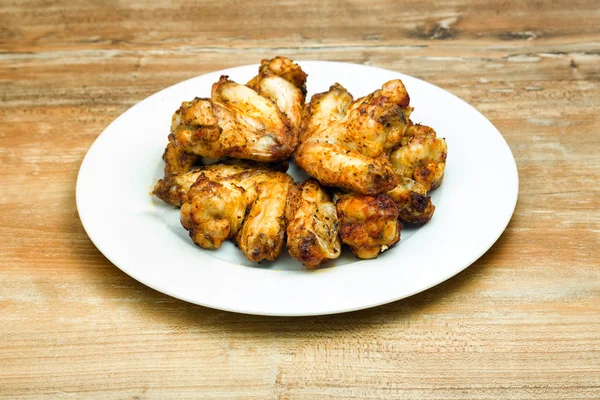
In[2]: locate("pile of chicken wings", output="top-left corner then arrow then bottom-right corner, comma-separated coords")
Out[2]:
153,57 -> 447,268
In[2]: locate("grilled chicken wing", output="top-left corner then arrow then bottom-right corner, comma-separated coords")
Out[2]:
286,179 -> 341,268
247,56 -> 307,133
153,161 -> 272,207
295,142 -> 398,194
180,166 -> 294,262
300,83 -> 353,144
162,133 -> 201,176
172,76 -> 297,163
153,168 -> 204,207
386,177 -> 435,224
235,172 -> 295,262
331,79 -> 410,158
335,193 -> 401,259
390,124 -> 447,191
181,174 -> 248,249
295,80 -> 411,194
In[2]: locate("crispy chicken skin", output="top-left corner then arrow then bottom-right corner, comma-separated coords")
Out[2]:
335,193 -> 401,259
247,56 -> 307,133
286,179 -> 341,268
295,80 -> 411,194
152,161 -> 269,207
172,76 -> 297,163
386,178 -> 435,224
162,133 -> 201,176
390,124 -> 447,191
180,166 -> 294,262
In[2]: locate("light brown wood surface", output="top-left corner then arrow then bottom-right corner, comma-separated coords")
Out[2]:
1,1 -> 599,398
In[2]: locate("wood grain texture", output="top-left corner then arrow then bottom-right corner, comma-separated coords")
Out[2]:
1,0 -> 599,399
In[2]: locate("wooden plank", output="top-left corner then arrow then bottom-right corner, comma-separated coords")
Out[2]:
1,0 -> 599,52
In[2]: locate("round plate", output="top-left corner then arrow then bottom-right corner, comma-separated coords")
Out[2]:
76,61 -> 518,316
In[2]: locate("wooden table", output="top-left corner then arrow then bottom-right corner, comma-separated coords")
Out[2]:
2,1 -> 599,398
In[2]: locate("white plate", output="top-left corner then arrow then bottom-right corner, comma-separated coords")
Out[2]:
76,61 -> 518,316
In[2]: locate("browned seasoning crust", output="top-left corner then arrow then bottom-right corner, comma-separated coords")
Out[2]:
152,168 -> 204,207
152,160 -> 287,207
162,133 -> 201,176
386,178 -> 435,224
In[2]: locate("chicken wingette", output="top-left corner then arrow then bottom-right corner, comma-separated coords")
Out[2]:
171,78 -> 296,162
299,83 -> 353,144
286,179 -> 341,268
169,57 -> 307,163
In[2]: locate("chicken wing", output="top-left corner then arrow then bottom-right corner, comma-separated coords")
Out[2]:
235,172 -> 295,262
295,142 -> 398,195
295,80 -> 412,194
181,174 -> 248,249
172,76 -> 297,163
180,166 -> 294,262
386,177 -> 435,224
390,124 -> 447,191
330,79 -> 410,158
286,179 -> 341,268
300,83 -> 353,144
153,161 -> 267,207
162,133 -> 201,176
247,56 -> 307,134
335,193 -> 401,259
153,168 -> 204,207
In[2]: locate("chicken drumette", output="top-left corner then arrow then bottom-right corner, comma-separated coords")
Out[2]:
335,193 -> 401,259
390,124 -> 447,191
386,177 -> 435,224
